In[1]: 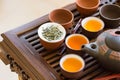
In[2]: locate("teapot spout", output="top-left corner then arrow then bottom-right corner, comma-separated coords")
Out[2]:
81,42 -> 99,58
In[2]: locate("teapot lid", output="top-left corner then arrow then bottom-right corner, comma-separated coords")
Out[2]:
105,29 -> 120,52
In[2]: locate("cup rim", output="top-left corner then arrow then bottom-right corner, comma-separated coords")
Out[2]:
81,17 -> 104,32
76,0 -> 100,9
65,34 -> 89,50
38,22 -> 66,43
99,4 -> 120,20
60,54 -> 85,73
49,8 -> 74,26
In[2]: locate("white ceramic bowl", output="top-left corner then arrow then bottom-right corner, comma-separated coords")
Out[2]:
38,22 -> 66,50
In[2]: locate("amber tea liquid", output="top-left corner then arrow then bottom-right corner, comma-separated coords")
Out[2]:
67,35 -> 89,50
62,57 -> 83,72
84,19 -> 103,32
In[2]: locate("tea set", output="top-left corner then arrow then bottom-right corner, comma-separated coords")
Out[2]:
37,0 -> 120,79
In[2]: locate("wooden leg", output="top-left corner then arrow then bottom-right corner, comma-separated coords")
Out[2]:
0,41 -> 10,65
0,47 -> 9,65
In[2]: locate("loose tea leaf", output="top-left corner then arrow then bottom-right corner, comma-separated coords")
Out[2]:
42,25 -> 63,41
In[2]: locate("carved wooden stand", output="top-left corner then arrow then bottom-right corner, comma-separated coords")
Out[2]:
0,42 -> 31,80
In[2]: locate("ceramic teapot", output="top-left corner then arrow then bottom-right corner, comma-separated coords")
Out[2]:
82,28 -> 120,72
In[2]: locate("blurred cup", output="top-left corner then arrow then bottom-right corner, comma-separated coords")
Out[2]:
99,4 -> 120,28
65,34 -> 89,56
38,22 -> 66,50
49,8 -> 74,30
76,0 -> 100,16
60,54 -> 85,79
81,17 -> 104,39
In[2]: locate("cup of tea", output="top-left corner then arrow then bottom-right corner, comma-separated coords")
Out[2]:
81,17 -> 104,39
65,34 -> 89,55
38,22 -> 66,50
60,54 -> 85,79
49,8 -> 74,30
99,4 -> 120,28
76,0 -> 100,16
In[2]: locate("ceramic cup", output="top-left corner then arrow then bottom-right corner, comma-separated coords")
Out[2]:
49,8 -> 74,30
65,34 -> 89,56
38,22 -> 66,50
81,17 -> 104,39
60,54 -> 85,79
99,4 -> 120,28
76,0 -> 100,16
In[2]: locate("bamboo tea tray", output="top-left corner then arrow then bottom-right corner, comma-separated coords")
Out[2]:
0,0 -> 120,80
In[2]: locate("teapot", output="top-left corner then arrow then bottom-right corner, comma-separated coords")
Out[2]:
81,29 -> 120,72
